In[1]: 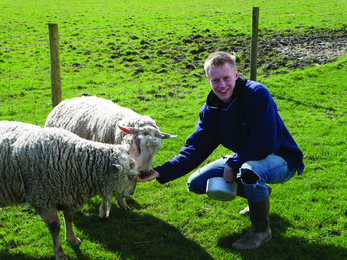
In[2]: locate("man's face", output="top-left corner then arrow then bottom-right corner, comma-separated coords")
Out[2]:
207,63 -> 239,103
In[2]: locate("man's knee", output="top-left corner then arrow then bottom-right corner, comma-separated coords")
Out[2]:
187,178 -> 206,194
241,169 -> 259,184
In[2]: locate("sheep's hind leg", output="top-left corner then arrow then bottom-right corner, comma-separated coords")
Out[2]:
63,211 -> 81,245
41,209 -> 68,260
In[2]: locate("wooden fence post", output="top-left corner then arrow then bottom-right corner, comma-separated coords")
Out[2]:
48,23 -> 62,108
250,7 -> 259,81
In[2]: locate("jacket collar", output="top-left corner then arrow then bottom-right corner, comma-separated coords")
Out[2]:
206,77 -> 247,110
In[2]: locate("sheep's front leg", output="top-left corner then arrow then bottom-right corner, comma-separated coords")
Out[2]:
63,211 -> 81,246
41,209 -> 67,260
117,197 -> 131,211
99,194 -> 113,219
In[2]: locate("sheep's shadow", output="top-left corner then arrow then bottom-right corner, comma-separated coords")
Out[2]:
217,213 -> 347,260
0,253 -> 48,260
70,197 -> 214,260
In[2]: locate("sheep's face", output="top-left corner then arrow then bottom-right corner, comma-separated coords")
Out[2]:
113,157 -> 138,198
122,172 -> 138,198
117,125 -> 176,178
131,133 -> 162,177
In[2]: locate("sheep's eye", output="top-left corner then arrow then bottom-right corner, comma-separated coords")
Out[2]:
134,138 -> 141,154
134,138 -> 141,147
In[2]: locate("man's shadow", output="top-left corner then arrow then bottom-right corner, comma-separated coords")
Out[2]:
217,213 -> 347,260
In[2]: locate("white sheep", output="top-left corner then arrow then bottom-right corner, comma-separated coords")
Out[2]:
44,96 -> 176,218
0,119 -> 41,136
0,120 -> 138,260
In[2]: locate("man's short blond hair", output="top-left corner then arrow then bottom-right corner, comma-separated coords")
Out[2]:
204,52 -> 237,77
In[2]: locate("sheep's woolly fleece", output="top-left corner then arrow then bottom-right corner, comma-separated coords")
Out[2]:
44,96 -> 169,216
0,120 -> 136,214
44,95 -> 162,146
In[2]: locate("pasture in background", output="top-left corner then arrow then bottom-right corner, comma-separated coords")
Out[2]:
0,0 -> 347,259
1,0 -> 346,125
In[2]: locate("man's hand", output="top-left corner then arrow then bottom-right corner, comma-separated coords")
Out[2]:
223,164 -> 237,183
137,169 -> 160,182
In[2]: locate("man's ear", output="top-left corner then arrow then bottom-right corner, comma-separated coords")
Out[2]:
235,69 -> 239,79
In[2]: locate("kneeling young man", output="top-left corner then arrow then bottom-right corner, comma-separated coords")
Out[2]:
140,51 -> 304,250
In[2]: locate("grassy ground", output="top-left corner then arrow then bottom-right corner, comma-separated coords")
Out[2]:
0,56 -> 346,260
1,0 -> 347,259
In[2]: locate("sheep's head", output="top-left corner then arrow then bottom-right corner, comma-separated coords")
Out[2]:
112,153 -> 138,198
118,125 -> 176,178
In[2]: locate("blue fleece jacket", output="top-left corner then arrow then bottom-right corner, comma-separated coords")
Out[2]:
155,77 -> 304,184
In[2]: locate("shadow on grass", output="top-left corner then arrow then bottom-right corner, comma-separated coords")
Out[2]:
68,197 -> 214,260
0,198 -> 212,260
0,252 -> 50,260
217,213 -> 347,260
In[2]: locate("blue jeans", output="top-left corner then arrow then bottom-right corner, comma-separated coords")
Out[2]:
187,154 -> 296,203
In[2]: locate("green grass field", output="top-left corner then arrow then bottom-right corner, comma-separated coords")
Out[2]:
1,0 -> 346,125
1,0 -> 347,259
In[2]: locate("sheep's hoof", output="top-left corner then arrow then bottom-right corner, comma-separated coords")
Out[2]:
67,237 -> 82,246
99,214 -> 110,222
118,199 -> 131,211
121,205 -> 132,211
73,238 -> 82,246
54,252 -> 69,260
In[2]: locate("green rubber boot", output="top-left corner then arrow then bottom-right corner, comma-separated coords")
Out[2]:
232,195 -> 272,250
238,185 -> 272,215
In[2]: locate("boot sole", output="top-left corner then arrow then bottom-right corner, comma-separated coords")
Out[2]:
231,235 -> 272,250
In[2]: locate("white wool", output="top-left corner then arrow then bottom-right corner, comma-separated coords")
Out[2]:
45,96 -> 161,144
0,120 -> 138,259
0,120 -> 137,213
44,96 -> 175,217
45,96 -> 163,176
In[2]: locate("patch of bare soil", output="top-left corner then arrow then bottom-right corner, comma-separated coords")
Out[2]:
230,26 -> 347,74
178,26 -> 347,76
244,26 -> 347,74
119,26 -> 347,80
270,33 -> 347,62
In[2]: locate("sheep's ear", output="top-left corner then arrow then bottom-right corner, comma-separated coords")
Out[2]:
112,164 -> 123,172
161,132 -> 177,139
129,158 -> 136,169
118,125 -> 136,135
